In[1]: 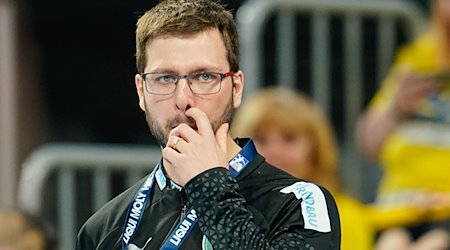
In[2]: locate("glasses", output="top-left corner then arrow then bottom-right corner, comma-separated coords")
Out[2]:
141,71 -> 235,95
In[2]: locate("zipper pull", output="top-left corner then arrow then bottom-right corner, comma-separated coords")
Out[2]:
180,205 -> 187,217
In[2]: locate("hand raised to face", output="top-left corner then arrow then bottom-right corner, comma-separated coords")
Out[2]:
162,107 -> 229,187
392,69 -> 439,119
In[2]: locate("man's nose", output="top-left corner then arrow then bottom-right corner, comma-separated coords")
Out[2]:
174,79 -> 194,112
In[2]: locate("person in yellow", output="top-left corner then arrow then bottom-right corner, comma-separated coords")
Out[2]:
357,0 -> 450,249
0,210 -> 52,250
231,87 -> 374,250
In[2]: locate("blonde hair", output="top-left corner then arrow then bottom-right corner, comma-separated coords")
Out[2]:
231,87 -> 340,191
135,0 -> 239,73
432,0 -> 450,68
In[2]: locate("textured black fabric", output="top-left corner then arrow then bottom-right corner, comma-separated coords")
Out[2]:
185,167 -> 340,250
76,152 -> 341,250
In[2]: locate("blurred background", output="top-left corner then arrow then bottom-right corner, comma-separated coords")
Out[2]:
0,0 -> 433,249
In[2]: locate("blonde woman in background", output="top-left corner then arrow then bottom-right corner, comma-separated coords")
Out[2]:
231,87 -> 374,250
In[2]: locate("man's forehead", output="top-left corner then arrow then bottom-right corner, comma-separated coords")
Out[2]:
144,29 -> 228,71
147,28 -> 222,46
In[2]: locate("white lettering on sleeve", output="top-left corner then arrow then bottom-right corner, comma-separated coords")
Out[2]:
280,181 -> 331,232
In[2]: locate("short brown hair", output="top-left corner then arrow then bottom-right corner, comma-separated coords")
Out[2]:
135,0 -> 239,73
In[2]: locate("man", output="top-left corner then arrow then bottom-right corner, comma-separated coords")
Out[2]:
76,0 -> 341,249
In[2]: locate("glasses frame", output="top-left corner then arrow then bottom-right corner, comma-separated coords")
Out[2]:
141,71 -> 235,95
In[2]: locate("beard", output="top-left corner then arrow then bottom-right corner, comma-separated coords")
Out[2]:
144,96 -> 234,147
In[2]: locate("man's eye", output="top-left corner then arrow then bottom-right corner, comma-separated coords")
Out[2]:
155,75 -> 175,84
200,73 -> 212,81
195,73 -> 217,83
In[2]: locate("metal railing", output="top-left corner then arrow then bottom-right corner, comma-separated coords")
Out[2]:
18,143 -> 161,250
237,0 -> 426,200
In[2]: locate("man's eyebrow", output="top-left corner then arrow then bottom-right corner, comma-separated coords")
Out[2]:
191,67 -> 221,73
145,68 -> 177,74
147,67 -> 223,74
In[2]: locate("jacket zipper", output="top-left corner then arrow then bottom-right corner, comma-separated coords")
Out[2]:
180,204 -> 187,218
180,190 -> 188,218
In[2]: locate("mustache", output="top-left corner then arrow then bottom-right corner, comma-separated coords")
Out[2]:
166,115 -> 197,130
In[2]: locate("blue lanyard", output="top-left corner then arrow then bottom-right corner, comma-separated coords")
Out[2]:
122,139 -> 257,250
160,208 -> 198,250
122,166 -> 159,249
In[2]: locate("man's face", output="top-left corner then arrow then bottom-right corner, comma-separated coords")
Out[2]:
135,28 -> 244,146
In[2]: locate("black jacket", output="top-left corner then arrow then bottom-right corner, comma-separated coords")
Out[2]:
76,140 -> 341,250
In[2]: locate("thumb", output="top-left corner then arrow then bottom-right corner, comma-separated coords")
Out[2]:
215,123 -> 229,153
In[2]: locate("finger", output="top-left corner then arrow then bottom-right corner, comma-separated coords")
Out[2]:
215,123 -> 229,153
185,108 -> 213,136
409,81 -> 436,99
162,146 -> 176,165
169,123 -> 198,143
166,135 -> 185,152
418,80 -> 438,93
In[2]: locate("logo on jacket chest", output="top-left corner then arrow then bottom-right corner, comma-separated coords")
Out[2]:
229,153 -> 248,172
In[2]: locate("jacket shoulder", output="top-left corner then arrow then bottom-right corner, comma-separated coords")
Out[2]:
239,155 -> 340,234
76,175 -> 149,247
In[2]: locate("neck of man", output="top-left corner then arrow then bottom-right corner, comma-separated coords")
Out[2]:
226,134 -> 242,162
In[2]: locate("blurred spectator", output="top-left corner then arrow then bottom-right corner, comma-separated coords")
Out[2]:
357,0 -> 450,249
231,87 -> 374,250
0,210 -> 56,250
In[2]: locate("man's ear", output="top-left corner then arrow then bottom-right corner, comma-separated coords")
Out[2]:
135,74 -> 146,111
232,70 -> 244,108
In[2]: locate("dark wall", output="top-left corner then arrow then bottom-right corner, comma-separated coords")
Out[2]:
23,0 -> 428,146
24,0 -> 244,145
